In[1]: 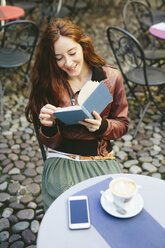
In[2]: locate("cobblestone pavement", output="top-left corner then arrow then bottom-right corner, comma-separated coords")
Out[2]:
0,1 -> 165,247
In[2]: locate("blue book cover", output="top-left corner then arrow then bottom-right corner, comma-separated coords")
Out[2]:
53,81 -> 113,125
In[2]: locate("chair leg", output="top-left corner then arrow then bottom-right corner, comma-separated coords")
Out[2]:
149,86 -> 165,117
0,79 -> 3,116
133,100 -> 152,138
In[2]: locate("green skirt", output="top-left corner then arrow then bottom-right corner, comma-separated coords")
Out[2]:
42,157 -> 123,211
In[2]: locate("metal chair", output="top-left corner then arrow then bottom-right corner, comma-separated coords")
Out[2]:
107,26 -> 165,137
33,124 -> 46,215
0,78 -> 2,116
144,0 -> 165,24
0,20 -> 39,85
63,0 -> 92,24
37,0 -> 63,27
123,0 -> 165,67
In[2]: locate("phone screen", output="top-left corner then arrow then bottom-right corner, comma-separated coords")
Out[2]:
70,199 -> 89,224
68,196 -> 90,229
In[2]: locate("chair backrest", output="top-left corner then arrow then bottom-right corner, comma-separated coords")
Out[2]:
0,20 -> 39,81
123,0 -> 154,49
38,0 -> 62,27
1,19 -> 38,52
0,78 -> 2,116
156,0 -> 165,10
106,26 -> 149,88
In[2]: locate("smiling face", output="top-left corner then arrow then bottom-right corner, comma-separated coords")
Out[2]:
54,36 -> 85,79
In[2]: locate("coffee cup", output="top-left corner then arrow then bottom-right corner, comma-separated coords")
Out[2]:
109,177 -> 140,207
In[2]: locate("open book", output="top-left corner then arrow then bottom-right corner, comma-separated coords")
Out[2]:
53,80 -> 113,125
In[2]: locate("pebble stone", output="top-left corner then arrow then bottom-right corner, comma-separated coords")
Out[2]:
2,208 -> 13,218
12,222 -> 29,233
0,182 -> 8,191
0,219 -> 10,232
17,209 -> 35,220
0,231 -> 9,242
9,234 -> 21,243
0,1 -> 165,247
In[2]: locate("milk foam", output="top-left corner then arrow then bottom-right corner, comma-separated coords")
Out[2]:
111,180 -> 136,196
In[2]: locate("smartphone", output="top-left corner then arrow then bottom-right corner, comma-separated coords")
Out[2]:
68,195 -> 91,230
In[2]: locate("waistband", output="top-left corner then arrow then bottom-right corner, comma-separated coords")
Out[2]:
47,149 -> 115,161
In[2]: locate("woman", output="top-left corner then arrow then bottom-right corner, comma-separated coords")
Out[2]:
25,18 -> 129,211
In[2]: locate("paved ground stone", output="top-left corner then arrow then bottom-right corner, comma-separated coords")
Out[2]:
8,215 -> 18,224
23,169 -> 37,177
124,160 -> 139,168
12,222 -> 29,233
139,156 -> 153,163
0,231 -> 9,242
159,166 -> 165,173
22,178 -> 33,186
2,164 -> 14,174
15,161 -> 25,169
142,163 -> 157,173
0,182 -> 8,191
22,229 -> 36,244
0,242 -> 9,248
152,173 -> 161,179
129,165 -> 142,174
8,168 -> 20,175
9,234 -> 21,243
20,195 -> 34,204
10,241 -> 24,248
27,184 -> 40,196
17,209 -> 35,220
2,208 -> 13,218
0,219 -> 10,232
139,140 -> 153,147
31,220 -> 40,234
8,154 -> 19,161
0,193 -> 10,203
116,151 -> 128,161
8,183 -> 20,195
8,203 -> 24,211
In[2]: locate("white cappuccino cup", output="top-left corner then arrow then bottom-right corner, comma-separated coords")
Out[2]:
109,177 -> 140,207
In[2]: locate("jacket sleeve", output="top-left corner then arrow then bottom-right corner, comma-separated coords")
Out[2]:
97,67 -> 129,140
39,123 -> 63,149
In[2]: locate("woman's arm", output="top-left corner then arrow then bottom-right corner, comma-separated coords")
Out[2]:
39,104 -> 63,149
78,68 -> 129,140
98,69 -> 129,140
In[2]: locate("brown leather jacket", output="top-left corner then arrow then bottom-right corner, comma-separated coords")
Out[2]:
39,65 -> 129,156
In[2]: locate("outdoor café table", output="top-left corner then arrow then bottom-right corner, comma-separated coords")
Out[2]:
0,5 -> 25,21
149,22 -> 165,40
37,174 -> 165,248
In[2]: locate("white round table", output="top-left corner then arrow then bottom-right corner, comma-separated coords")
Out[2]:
37,174 -> 165,248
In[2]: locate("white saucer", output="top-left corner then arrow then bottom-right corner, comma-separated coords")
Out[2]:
100,189 -> 143,218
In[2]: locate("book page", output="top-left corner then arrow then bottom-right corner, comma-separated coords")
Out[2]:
54,105 -> 81,113
78,80 -> 99,105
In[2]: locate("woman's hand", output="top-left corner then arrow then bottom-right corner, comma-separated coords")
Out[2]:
79,111 -> 102,132
39,104 -> 60,127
